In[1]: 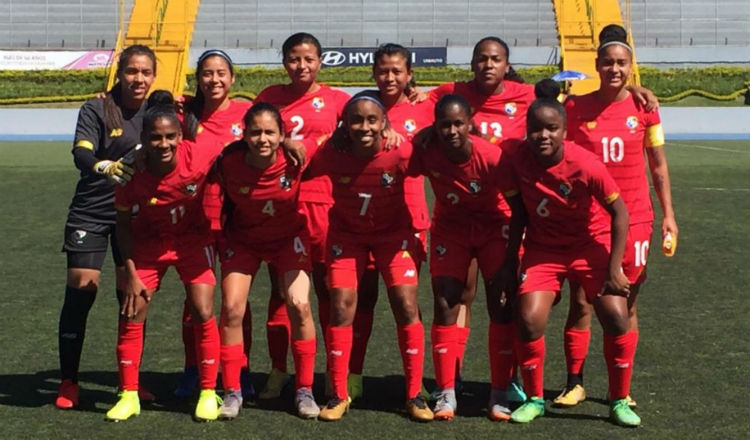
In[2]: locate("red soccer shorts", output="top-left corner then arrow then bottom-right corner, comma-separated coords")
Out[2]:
220,233 -> 313,276
623,222 -> 653,284
299,201 -> 331,264
430,222 -> 507,281
519,242 -> 610,302
326,230 -> 418,290
133,234 -> 216,290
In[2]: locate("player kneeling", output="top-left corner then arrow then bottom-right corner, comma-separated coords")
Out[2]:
108,97 -> 222,422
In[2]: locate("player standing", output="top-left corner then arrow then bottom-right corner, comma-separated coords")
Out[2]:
173,49 -> 256,400
553,25 -> 677,413
254,33 -> 350,398
311,94 -> 433,422
108,99 -> 223,421
56,45 -> 156,410
496,92 -> 640,427
215,102 -> 320,419
412,94 -> 518,421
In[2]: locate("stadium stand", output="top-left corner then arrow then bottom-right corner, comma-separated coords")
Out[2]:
0,1 -> 747,50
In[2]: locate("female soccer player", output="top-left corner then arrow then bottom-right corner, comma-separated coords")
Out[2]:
496,91 -> 641,427
553,25 -> 677,411
173,49 -> 256,400
309,94 -> 433,422
215,102 -> 320,420
56,44 -> 156,410
413,94 -> 518,421
108,99 -> 223,422
254,33 -> 351,398
343,43 -> 434,401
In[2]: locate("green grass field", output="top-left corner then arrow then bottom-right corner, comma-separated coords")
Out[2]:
0,140 -> 748,439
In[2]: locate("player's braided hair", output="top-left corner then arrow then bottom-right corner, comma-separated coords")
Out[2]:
472,36 -> 525,83
184,50 -> 235,141
103,45 -> 156,135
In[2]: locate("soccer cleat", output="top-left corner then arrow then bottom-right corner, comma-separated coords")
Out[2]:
173,365 -> 199,398
194,389 -> 222,422
55,379 -> 79,410
347,373 -> 363,401
506,377 -> 527,403
406,395 -> 434,422
510,397 -> 545,424
295,387 -> 321,419
258,368 -> 290,400
240,368 -> 256,402
553,384 -> 586,407
433,389 -> 457,421
218,390 -> 243,420
610,398 -> 641,427
487,388 -> 511,422
319,397 -> 349,421
106,390 -> 140,422
608,392 -> 637,408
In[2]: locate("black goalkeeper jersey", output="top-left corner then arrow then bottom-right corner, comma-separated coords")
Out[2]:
65,97 -> 146,233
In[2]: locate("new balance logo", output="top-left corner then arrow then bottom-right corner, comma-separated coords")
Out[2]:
61,332 -> 78,340
120,360 -> 133,365
405,348 -> 419,355
615,362 -> 630,369
201,359 -> 216,365
403,269 -> 416,278
521,364 -> 537,371
435,348 -> 448,354
330,350 -> 343,357
498,349 -> 513,355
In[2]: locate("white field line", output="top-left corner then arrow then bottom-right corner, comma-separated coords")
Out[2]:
667,141 -> 749,154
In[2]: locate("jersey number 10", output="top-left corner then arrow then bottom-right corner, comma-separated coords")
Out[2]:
601,136 -> 624,163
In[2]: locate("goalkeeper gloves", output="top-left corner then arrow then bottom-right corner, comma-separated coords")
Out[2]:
93,159 -> 134,185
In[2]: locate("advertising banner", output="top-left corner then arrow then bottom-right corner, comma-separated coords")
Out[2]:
321,47 -> 447,67
0,50 -> 113,70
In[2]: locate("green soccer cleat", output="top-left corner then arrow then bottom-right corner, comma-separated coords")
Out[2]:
106,390 -> 140,422
610,398 -> 641,427
510,397 -> 545,424
194,389 -> 222,422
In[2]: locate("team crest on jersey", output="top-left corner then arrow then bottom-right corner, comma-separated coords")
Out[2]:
469,180 -> 482,194
280,175 -> 292,191
239,186 -> 250,194
558,181 -> 572,199
504,102 -> 517,117
435,244 -> 447,257
312,97 -> 325,111
626,116 -> 639,133
381,171 -> 394,187
404,119 -> 417,133
231,123 -> 243,139
331,244 -> 343,258
185,183 -> 198,195
586,121 -> 597,130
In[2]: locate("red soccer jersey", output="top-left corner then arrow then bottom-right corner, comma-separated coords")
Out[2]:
255,84 -> 350,204
114,140 -> 217,242
217,139 -> 318,246
565,92 -> 663,225
430,80 -> 535,144
386,99 -> 435,232
306,139 -> 414,236
497,140 -> 621,251
178,98 -> 251,230
414,134 -> 508,232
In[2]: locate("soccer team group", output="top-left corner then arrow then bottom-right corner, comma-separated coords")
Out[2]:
55,25 -> 677,428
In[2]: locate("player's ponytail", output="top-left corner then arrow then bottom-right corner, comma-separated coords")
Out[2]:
185,49 -> 235,140
103,44 -> 157,135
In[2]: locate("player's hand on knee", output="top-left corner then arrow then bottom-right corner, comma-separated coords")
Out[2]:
601,270 -> 631,297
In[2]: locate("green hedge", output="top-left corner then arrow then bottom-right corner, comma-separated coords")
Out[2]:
1,66 -> 747,104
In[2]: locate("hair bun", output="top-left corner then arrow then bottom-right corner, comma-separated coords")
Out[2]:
147,90 -> 175,109
598,24 -> 628,44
